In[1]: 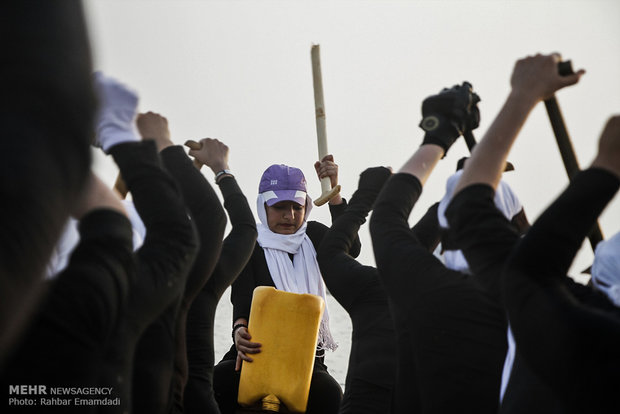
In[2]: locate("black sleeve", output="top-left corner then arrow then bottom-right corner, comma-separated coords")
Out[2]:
502,168 -> 620,405
183,175 -> 257,409
2,209 -> 134,389
328,199 -> 361,258
444,184 -> 520,298
160,145 -> 227,304
0,1 -> 95,353
370,173 -> 423,275
370,173 -> 447,299
206,175 -> 258,299
318,171 -> 384,310
109,141 -> 199,326
411,202 -> 441,253
50,209 -> 134,347
231,198 -> 355,323
231,245 -> 264,324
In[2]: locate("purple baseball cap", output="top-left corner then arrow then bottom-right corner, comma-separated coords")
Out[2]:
259,164 -> 307,206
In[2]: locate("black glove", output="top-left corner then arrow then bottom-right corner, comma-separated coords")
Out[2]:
419,82 -> 481,155
357,166 -> 392,193
349,167 -> 392,210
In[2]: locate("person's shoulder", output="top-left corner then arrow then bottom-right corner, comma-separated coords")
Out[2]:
563,278 -> 616,309
306,220 -> 328,245
307,220 -> 327,229
242,241 -> 264,264
307,220 -> 329,236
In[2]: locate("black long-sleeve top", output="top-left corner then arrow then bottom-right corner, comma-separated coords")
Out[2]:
183,173 -> 258,413
370,173 -> 507,414
1,209 -> 133,414
161,145 -> 227,306
101,141 -> 199,412
205,175 -> 259,308
502,168 -> 620,413
230,201 -> 359,324
444,175 -> 618,414
132,145 -> 227,413
220,200 -> 360,364
316,168 -> 396,413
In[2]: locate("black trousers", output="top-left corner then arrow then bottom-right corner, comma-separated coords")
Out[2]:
213,357 -> 342,414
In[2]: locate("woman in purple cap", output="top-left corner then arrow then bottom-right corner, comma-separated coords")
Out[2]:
213,156 -> 360,414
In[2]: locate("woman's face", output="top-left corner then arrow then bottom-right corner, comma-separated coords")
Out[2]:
266,200 -> 306,234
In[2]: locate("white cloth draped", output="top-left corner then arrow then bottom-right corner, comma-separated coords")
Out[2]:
256,193 -> 337,351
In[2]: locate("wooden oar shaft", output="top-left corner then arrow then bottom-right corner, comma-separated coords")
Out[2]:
311,44 -> 331,195
544,96 -> 604,250
310,44 -> 341,206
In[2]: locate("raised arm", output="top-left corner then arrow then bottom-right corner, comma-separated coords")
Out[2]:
501,116 -> 620,408
187,136 -> 258,297
184,140 -> 257,410
136,113 -> 228,411
93,73 -> 199,412
504,116 -> 620,302
208,180 -> 257,297
142,114 -> 228,305
2,171 -> 135,398
318,167 -> 391,309
315,154 -> 343,206
507,117 -> 620,286
55,171 -> 132,346
371,82 -> 479,285
453,53 -> 584,195
314,155 -> 362,257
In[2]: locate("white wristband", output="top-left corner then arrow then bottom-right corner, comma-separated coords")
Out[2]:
215,169 -> 233,182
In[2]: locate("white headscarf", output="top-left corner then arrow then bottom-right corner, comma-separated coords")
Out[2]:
437,170 -> 523,273
256,193 -> 337,351
591,231 -> 620,307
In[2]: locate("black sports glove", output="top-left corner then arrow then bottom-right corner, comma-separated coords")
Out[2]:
419,81 -> 481,155
357,167 -> 392,193
349,167 -> 392,210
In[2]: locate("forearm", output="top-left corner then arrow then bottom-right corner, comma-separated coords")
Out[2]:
370,174 -> 423,271
160,146 -> 225,222
328,199 -> 361,257
501,169 -> 620,395
320,184 -> 376,258
207,176 -> 258,297
57,209 -> 134,341
160,145 -> 227,301
508,168 -> 619,281
318,193 -> 373,307
319,250 -> 375,310
410,203 -> 441,252
454,91 -> 536,194
230,259 -> 257,323
110,141 -> 194,242
398,144 -> 443,185
110,141 -> 198,290
219,176 -> 256,235
445,184 -> 520,295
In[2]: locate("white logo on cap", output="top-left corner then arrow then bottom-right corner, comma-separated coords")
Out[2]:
270,180 -> 277,185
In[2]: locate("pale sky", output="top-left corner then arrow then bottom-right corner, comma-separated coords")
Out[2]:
84,0 -> 620,277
